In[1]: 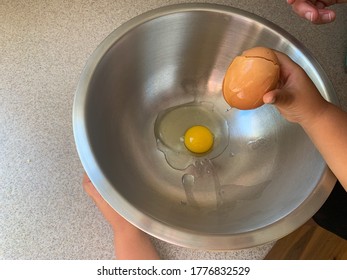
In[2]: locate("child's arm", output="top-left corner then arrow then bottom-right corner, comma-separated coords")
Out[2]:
301,104 -> 347,191
263,51 -> 347,191
82,174 -> 160,260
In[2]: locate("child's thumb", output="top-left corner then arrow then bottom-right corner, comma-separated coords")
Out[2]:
263,89 -> 293,109
263,89 -> 279,105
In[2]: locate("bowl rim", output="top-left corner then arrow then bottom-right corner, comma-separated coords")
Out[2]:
73,3 -> 337,250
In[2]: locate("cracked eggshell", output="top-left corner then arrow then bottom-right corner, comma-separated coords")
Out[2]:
223,47 -> 280,110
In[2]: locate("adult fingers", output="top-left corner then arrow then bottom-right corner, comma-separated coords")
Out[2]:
289,0 -> 336,23
315,9 -> 336,24
290,0 -> 320,22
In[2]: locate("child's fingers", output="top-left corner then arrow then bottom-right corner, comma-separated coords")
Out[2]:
263,90 -> 277,104
272,50 -> 299,78
263,89 -> 291,108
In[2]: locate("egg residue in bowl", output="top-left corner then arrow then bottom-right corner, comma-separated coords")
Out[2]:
154,101 -> 229,170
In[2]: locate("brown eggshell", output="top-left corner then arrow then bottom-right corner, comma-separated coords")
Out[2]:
242,47 -> 279,65
223,47 -> 280,110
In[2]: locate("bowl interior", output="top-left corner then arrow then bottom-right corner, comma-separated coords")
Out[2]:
75,4 -> 336,249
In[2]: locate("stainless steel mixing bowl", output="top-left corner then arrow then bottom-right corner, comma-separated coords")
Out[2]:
73,4 -> 338,249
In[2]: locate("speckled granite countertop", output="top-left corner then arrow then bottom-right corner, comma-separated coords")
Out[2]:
1,0 -> 346,260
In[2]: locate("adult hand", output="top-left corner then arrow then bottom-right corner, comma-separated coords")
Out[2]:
287,0 -> 347,24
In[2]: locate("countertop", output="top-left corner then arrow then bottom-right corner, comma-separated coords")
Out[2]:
1,0 -> 346,260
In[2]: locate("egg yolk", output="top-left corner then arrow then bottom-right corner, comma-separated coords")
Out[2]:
184,125 -> 214,154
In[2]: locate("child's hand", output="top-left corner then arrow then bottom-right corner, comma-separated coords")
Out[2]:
82,173 -> 129,231
263,51 -> 329,127
287,0 -> 347,24
82,173 -> 160,259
